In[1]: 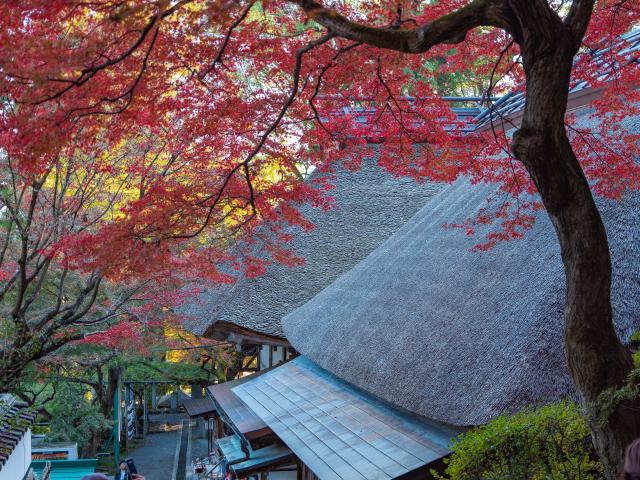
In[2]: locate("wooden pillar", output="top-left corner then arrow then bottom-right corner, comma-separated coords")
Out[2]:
191,384 -> 203,398
206,417 -> 211,455
143,386 -> 148,439
170,390 -> 178,411
215,416 -> 223,441
151,384 -> 157,411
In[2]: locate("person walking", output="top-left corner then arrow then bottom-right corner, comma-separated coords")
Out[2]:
622,438 -> 640,480
115,460 -> 146,480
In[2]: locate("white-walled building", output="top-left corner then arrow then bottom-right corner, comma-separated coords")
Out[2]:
0,394 -> 36,480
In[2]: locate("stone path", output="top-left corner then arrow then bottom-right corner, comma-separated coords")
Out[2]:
124,419 -> 209,480
127,427 -> 179,480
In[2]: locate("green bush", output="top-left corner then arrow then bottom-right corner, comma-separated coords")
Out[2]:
595,333 -> 640,427
435,402 -> 603,480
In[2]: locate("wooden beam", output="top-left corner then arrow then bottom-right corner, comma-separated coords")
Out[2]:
205,322 -> 291,347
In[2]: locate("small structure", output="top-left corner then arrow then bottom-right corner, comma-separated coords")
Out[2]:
183,396 -> 217,450
194,357 -> 457,479
183,397 -> 216,419
182,367 -> 297,478
157,389 -> 191,410
0,393 -> 35,480
31,442 -> 79,461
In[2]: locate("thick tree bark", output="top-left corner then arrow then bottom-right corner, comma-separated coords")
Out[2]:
509,4 -> 640,475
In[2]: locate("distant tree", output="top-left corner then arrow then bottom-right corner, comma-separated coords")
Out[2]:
17,335 -> 229,457
43,381 -> 112,457
1,1 -> 639,475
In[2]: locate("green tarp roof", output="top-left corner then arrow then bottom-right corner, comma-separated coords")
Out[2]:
31,459 -> 98,480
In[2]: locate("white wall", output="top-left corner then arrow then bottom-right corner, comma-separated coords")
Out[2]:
272,346 -> 285,366
0,429 -> 31,480
259,345 -> 287,370
259,345 -> 270,370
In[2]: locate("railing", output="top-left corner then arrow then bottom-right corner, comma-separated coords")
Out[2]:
192,451 -> 226,479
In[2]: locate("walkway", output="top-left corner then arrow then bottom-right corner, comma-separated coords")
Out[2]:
125,419 -> 209,480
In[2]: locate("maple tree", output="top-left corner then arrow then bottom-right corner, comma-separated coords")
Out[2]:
0,0 -> 639,475
0,130 -> 229,391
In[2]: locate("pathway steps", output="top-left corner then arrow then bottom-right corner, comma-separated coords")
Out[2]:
123,417 -> 210,480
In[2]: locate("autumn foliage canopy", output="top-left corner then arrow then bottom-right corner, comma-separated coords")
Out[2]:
0,0 -> 638,347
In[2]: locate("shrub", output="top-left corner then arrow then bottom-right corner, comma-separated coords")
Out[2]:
435,402 -> 603,480
595,332 -> 640,428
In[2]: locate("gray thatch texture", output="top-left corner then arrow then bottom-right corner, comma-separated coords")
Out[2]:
283,111 -> 640,427
180,160 -> 442,338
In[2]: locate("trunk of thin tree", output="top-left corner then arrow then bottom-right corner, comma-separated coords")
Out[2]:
82,366 -> 121,458
0,348 -> 38,392
512,19 -> 640,478
103,366 -> 122,418
86,365 -> 122,458
85,430 -> 102,458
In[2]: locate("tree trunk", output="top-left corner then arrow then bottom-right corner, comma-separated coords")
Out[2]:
84,366 -> 121,458
90,365 -> 122,456
0,347 -> 38,392
511,22 -> 640,477
103,366 -> 122,418
85,429 -> 102,458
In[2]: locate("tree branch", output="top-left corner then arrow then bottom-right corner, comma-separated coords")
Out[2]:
31,0 -> 193,105
564,0 -> 596,52
291,0 -> 515,53
172,32 -> 334,239
199,2 -> 254,80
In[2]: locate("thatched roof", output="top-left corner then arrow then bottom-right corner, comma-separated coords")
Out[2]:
282,111 -> 640,427
180,160 -> 442,339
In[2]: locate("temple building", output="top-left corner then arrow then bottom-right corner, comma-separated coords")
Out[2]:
181,31 -> 640,480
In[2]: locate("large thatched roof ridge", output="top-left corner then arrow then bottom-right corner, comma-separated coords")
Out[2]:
180,158 -> 443,339
282,108 -> 640,427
